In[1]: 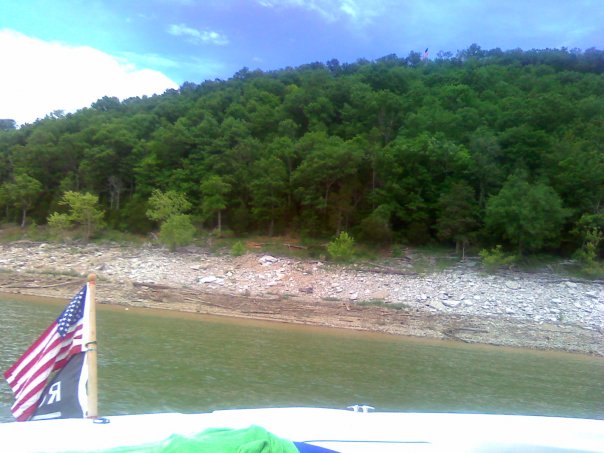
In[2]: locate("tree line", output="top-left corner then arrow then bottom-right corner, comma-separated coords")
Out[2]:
0,44 -> 603,259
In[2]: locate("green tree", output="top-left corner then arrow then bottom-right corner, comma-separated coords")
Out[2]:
436,181 -> 480,256
200,175 -> 231,234
327,231 -> 356,262
144,190 -> 195,251
0,182 -> 14,221
468,128 -> 504,208
377,134 -> 470,244
358,205 -> 393,244
9,174 -> 43,228
292,132 -> 362,233
572,213 -> 604,261
159,214 -> 196,251
485,174 -> 569,254
48,191 -> 105,239
146,189 -> 192,222
250,156 -> 288,236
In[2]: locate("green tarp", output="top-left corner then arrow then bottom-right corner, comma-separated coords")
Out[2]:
95,425 -> 299,453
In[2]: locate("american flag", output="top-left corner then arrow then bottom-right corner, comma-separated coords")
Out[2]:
4,285 -> 88,421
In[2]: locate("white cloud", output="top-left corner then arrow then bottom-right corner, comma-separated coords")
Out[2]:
168,23 -> 229,46
0,29 -> 178,126
256,0 -> 389,25
119,51 -> 182,70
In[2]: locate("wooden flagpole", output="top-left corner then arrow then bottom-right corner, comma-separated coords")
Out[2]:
86,273 -> 98,418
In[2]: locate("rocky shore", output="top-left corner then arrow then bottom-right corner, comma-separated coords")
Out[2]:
0,241 -> 602,356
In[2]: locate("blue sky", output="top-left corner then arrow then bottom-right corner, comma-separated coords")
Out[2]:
1,0 -> 602,125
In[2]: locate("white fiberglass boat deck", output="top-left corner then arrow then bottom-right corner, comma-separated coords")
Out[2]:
1,407 -> 603,452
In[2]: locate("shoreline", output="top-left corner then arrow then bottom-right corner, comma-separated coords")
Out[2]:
0,241 -> 602,357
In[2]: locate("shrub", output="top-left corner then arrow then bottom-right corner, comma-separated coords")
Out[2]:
574,227 -> 604,277
479,245 -> 517,271
231,241 -> 247,256
47,192 -> 105,240
159,214 -> 196,251
327,232 -> 355,262
47,212 -> 72,237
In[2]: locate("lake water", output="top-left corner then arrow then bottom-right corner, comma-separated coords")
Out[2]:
1,294 -> 603,422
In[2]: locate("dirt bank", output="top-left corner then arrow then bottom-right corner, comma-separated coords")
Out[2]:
0,241 -> 602,356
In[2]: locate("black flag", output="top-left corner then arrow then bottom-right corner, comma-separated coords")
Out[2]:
31,352 -> 88,420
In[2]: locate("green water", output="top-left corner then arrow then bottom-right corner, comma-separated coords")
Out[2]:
1,296 -> 603,422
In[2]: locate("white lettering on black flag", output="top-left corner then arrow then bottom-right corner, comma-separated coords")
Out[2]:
31,352 -> 88,420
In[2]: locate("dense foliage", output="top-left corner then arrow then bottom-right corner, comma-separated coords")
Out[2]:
1,45 -> 603,257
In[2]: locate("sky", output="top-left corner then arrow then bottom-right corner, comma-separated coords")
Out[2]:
1,0 -> 602,126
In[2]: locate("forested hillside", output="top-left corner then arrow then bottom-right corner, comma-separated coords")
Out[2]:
1,45 -> 603,257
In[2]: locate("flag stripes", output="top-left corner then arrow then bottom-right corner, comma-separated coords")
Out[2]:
3,285 -> 88,421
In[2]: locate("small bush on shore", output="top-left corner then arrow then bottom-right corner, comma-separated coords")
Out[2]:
159,214 -> 196,251
479,245 -> 517,271
231,241 -> 247,256
327,232 -> 356,262
573,227 -> 604,278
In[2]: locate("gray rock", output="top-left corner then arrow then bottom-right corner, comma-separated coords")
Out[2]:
371,290 -> 389,300
428,300 -> 446,311
505,281 -> 520,290
259,255 -> 278,265
442,300 -> 461,308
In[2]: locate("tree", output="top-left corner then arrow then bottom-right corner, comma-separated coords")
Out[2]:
108,175 -> 125,210
250,157 -> 288,236
159,214 -> 196,251
358,205 -> 393,244
48,191 -> 105,239
292,132 -> 362,233
436,181 -> 479,257
145,190 -> 195,251
377,133 -> 471,244
327,231 -> 356,262
0,183 -> 13,221
468,128 -> 504,208
485,174 -> 569,254
146,189 -> 192,222
9,174 -> 43,228
200,175 -> 231,234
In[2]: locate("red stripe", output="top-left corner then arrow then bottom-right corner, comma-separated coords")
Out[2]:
9,328 -> 82,396
11,344 -> 65,403
11,377 -> 48,421
6,324 -> 81,380
5,325 -> 81,389
3,323 -> 58,379
12,342 -> 85,421
10,345 -> 84,421
5,321 -> 84,421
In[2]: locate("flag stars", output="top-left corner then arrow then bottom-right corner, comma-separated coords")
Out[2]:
57,287 -> 86,337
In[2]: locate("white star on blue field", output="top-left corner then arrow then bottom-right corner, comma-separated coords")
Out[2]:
1,0 -> 602,125
57,286 -> 86,336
